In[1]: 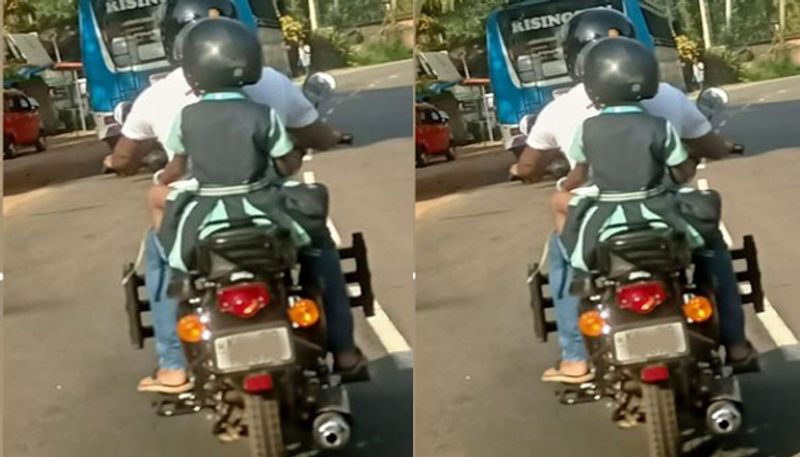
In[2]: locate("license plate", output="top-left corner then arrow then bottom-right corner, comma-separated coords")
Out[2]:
613,322 -> 688,364
214,327 -> 293,373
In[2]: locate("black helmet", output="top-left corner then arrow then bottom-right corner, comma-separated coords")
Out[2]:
583,37 -> 659,106
561,8 -> 636,80
182,17 -> 262,92
161,0 -> 239,64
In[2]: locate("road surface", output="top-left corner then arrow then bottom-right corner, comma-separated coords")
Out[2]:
4,60 -> 413,457
415,76 -> 800,457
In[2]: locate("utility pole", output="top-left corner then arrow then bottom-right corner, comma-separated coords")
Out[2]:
725,0 -> 732,30
308,0 -> 319,31
698,0 -> 713,48
779,0 -> 787,42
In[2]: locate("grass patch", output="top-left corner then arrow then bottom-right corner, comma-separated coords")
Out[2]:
741,47 -> 800,82
350,39 -> 412,66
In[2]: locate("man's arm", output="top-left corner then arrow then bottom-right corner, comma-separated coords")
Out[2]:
683,132 -> 734,160
287,121 -> 340,151
515,147 -> 563,182
108,137 -> 157,174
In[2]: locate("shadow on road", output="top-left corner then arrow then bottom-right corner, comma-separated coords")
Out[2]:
344,355 -> 413,456
717,346 -> 800,457
722,100 -> 800,156
3,137 -> 111,197
415,148 -> 518,202
317,87 -> 412,151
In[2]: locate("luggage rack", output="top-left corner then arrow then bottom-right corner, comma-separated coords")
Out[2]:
122,232 -> 376,349
527,235 -> 765,344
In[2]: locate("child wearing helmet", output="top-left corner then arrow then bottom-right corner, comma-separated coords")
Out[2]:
556,37 -> 715,272
150,17 -> 316,272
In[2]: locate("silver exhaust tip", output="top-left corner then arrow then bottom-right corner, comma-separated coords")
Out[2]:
313,412 -> 351,450
707,400 -> 742,435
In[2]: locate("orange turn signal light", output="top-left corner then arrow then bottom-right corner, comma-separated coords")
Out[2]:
288,298 -> 321,328
683,295 -> 714,323
177,314 -> 206,343
578,310 -> 606,337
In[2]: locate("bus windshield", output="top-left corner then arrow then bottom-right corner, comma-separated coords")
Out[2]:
92,0 -> 166,68
497,0 -> 622,84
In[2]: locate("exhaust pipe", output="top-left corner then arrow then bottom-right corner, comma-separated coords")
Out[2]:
706,400 -> 742,435
313,412 -> 351,450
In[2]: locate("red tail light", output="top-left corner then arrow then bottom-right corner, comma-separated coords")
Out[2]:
641,364 -> 670,383
243,374 -> 273,393
217,282 -> 270,318
616,281 -> 667,314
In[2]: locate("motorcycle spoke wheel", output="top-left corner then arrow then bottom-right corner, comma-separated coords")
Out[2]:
642,383 -> 682,457
245,394 -> 285,457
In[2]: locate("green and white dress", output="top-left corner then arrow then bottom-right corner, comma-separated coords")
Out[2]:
560,105 -> 707,272
158,91 -> 312,273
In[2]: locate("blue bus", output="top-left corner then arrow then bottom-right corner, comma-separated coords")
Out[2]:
78,0 -> 287,142
486,0 -> 686,151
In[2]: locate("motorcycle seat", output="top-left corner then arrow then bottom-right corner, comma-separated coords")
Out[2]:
195,222 -> 297,277
595,225 -> 692,276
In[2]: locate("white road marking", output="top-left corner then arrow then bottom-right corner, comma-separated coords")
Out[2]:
719,119 -> 728,128
325,108 -> 335,116
697,179 -> 799,348
387,74 -> 398,80
0,272 -> 4,282
302,154 -> 312,162
778,89 -> 787,94
302,170 -> 412,360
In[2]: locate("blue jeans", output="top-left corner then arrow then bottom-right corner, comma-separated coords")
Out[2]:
550,230 -> 747,363
548,233 -> 588,362
145,230 -> 185,370
145,230 -> 356,371
298,244 -> 355,353
693,233 -> 747,346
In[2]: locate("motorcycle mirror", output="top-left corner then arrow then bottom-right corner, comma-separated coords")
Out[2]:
696,87 -> 729,119
303,72 -> 337,106
113,101 -> 133,125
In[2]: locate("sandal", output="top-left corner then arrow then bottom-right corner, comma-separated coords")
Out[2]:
137,370 -> 194,394
541,364 -> 595,384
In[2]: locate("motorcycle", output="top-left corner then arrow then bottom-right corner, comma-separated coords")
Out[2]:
122,72 -> 374,456
527,88 -> 763,456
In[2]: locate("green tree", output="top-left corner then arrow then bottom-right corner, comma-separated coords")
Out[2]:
4,0 -> 77,33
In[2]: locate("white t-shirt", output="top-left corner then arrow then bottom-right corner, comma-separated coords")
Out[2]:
122,66 -> 319,160
526,82 -> 711,168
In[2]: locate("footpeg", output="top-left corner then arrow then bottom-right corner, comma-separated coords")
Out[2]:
154,392 -> 203,417
557,382 -> 602,405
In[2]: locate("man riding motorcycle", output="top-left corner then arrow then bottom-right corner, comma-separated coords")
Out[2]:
106,0 -> 366,395
514,8 -> 757,383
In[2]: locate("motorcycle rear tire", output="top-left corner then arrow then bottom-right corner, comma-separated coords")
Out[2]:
642,383 -> 682,457
245,394 -> 285,457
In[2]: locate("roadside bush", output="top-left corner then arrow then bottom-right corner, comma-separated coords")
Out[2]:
350,38 -> 412,66
702,46 -> 745,85
741,46 -> 800,82
308,30 -> 352,70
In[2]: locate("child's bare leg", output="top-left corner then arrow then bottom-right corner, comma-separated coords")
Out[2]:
551,191 -> 572,234
147,185 -> 171,230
